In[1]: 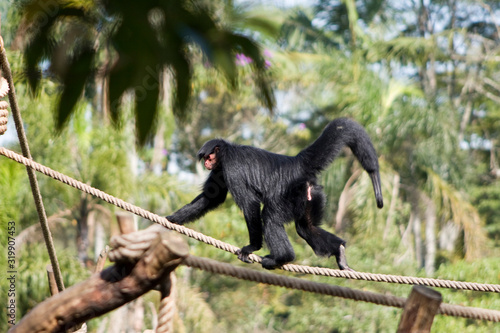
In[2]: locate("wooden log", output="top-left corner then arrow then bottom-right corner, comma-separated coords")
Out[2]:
9,231 -> 188,333
397,285 -> 442,333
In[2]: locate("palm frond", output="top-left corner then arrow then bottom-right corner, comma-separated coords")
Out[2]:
19,0 -> 275,145
426,169 -> 487,260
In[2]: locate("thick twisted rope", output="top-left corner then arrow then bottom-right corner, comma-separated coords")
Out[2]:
1,146 -> 500,293
0,77 -> 8,98
157,273 -> 177,333
109,227 -> 500,323
0,78 -> 9,135
185,256 -> 500,322
0,38 -> 65,292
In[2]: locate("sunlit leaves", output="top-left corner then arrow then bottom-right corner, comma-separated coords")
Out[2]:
366,36 -> 442,66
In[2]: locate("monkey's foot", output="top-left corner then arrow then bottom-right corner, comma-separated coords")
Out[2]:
236,249 -> 253,264
336,245 -> 356,272
261,256 -> 280,270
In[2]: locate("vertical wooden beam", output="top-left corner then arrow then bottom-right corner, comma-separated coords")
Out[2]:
397,285 -> 442,333
116,212 -> 136,234
1,34 -> 65,293
46,264 -> 59,296
95,246 -> 109,273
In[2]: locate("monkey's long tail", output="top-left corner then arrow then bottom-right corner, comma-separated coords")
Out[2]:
369,171 -> 384,209
298,117 -> 384,208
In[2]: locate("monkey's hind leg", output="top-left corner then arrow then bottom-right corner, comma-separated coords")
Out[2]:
295,185 -> 355,271
296,222 -> 355,271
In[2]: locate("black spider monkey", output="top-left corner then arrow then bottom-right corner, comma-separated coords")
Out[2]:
167,118 -> 384,270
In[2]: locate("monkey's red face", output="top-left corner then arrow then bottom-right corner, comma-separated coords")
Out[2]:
203,153 -> 218,170
201,146 -> 220,170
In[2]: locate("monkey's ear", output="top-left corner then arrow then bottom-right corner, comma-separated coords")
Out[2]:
214,146 -> 220,154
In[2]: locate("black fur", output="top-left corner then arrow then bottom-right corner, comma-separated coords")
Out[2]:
167,118 -> 383,269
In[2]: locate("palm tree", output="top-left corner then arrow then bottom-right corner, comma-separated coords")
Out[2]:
272,1 -> 491,275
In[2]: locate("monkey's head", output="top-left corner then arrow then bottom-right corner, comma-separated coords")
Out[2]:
198,139 -> 225,170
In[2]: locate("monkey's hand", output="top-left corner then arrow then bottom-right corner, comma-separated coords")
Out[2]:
236,245 -> 258,264
165,215 -> 183,225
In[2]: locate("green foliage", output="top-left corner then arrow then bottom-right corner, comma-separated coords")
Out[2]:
367,37 -> 443,66
432,258 -> 500,332
16,243 -> 90,314
19,0 -> 275,144
471,183 -> 500,242
7,84 -> 134,227
0,160 -> 26,224
3,0 -> 500,331
0,243 -> 90,332
135,172 -> 194,217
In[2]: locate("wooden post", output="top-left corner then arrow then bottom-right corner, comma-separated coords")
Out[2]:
9,231 -> 189,333
46,264 -> 59,296
397,285 -> 442,333
116,212 -> 136,234
94,246 -> 109,273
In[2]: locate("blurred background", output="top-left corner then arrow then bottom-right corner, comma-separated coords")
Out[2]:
1,0 -> 500,332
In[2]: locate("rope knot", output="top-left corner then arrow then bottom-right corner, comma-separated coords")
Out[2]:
0,77 -> 9,135
108,224 -> 174,264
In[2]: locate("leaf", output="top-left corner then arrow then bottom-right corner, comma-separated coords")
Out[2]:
134,67 -> 160,145
229,6 -> 283,38
56,45 -> 95,130
19,0 -> 277,145
230,33 -> 275,111
108,58 -> 135,125
212,47 -> 238,88
171,52 -> 191,120
23,26 -> 54,94
21,3 -> 89,93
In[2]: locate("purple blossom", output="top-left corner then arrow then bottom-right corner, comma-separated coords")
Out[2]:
235,53 -> 253,66
235,49 -> 273,68
264,49 -> 273,68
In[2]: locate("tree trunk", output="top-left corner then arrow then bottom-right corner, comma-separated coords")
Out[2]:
439,221 -> 461,252
93,219 -> 106,262
423,195 -> 437,276
383,174 -> 400,240
394,214 -> 415,266
335,169 -> 361,233
76,198 -> 90,264
151,121 -> 166,176
412,210 -> 423,269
